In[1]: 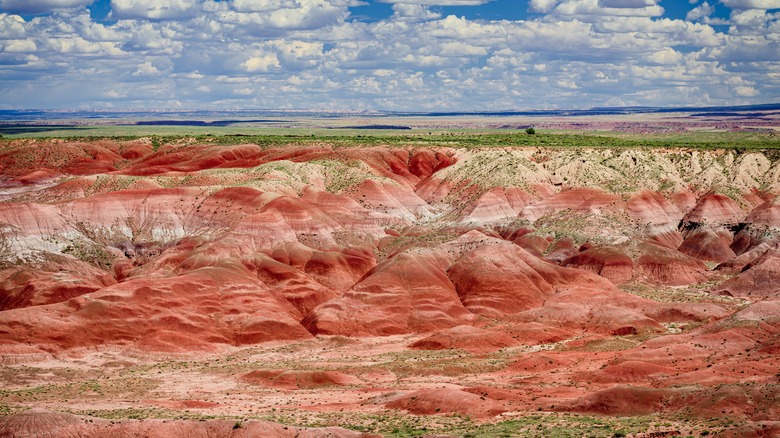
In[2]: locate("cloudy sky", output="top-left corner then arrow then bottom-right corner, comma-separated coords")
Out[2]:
0,0 -> 778,110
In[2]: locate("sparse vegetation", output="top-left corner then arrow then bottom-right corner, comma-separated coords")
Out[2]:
1,124 -> 777,437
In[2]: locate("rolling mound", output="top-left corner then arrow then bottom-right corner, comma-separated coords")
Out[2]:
1,137 -> 779,435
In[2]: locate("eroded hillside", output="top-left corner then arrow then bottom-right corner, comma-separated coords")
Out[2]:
0,136 -> 778,437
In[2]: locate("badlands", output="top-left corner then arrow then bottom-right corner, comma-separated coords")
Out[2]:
0,124 -> 778,437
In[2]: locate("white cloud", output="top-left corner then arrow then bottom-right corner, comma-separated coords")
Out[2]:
242,53 -> 280,72
103,89 -> 127,98
556,79 -> 578,89
730,8 -> 770,25
380,0 -> 492,5
598,0 -> 657,7
215,0 -> 349,34
110,0 -> 200,20
529,0 -> 562,13
0,39 -> 37,52
392,4 -> 441,21
720,0 -> 780,9
649,47 -> 683,64
0,13 -> 27,39
132,61 -> 161,75
0,0 -> 93,14
546,0 -> 665,19
0,0 -> 775,110
231,0 -> 288,12
686,1 -> 714,21
734,85 -> 759,96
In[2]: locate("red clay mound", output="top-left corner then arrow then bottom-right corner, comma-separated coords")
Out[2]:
143,399 -> 220,409
627,190 -> 684,248
627,190 -> 683,224
716,242 -> 775,273
448,240 -> 563,317
583,360 -> 675,384
712,249 -> 780,298
408,149 -> 457,179
0,264 -> 312,356
746,195 -> 780,228
511,298 -> 665,336
124,143 -> 265,175
350,179 -> 432,221
669,384 -> 780,420
0,256 -> 116,310
519,187 -> 621,222
635,242 -> 708,285
130,330 -> 219,355
678,227 -> 737,263
545,236 -> 578,264
731,225 -> 778,256
5,168 -> 62,186
509,353 -> 577,374
245,254 -> 340,319
383,388 -> 507,418
613,300 -> 780,386
502,322 -> 575,345
0,408 -> 377,438
241,369 -> 361,390
409,325 -> 519,354
561,384 -> 780,419
513,233 -> 551,257
459,187 -> 533,224
303,250 -> 474,336
562,246 -> 634,285
718,422 -> 780,438
682,193 -> 745,225
502,264 -> 672,336
0,141 -> 123,176
559,385 -> 669,416
264,242 -> 376,294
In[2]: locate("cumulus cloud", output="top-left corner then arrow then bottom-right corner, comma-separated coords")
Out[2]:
529,0 -> 562,13
0,13 -> 27,38
231,0 -> 288,12
649,47 -> 683,64
103,89 -> 127,98
110,0 -> 200,20
132,61 -> 161,76
0,39 -> 37,52
0,0 -> 775,109
533,0 -> 664,19
242,53 -> 281,72
720,0 -> 780,9
392,4 -> 441,21
215,0 -> 349,34
734,85 -> 759,96
0,0 -> 93,14
380,0 -> 492,5
598,0 -> 657,8
686,1 -> 713,21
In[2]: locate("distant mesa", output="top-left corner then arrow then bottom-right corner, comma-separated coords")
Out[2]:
339,125 -> 412,130
133,119 -> 284,126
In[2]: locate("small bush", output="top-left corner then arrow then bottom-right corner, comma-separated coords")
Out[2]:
525,127 -> 536,135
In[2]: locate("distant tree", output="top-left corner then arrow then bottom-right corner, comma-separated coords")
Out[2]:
525,127 -> 536,135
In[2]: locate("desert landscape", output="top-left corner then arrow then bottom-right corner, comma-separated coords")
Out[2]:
0,112 -> 779,437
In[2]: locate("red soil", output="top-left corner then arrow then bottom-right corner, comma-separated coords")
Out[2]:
1,140 -> 778,434
0,409 -> 377,438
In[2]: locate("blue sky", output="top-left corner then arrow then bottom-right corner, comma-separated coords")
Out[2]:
69,0 -> 734,23
0,0 -> 777,110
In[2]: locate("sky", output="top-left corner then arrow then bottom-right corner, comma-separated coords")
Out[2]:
0,0 -> 778,110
